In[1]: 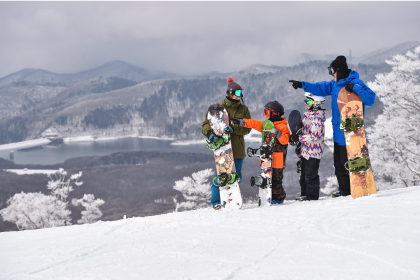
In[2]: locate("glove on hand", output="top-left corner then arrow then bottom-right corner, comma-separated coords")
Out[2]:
224,126 -> 234,134
290,134 -> 299,144
206,130 -> 219,143
231,119 -> 245,127
345,83 -> 355,92
272,127 -> 282,139
289,80 -> 303,90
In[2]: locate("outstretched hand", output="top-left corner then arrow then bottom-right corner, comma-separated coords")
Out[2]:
289,80 -> 303,90
231,119 -> 245,127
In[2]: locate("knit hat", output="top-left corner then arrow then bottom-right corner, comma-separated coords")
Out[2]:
226,77 -> 243,93
330,55 -> 348,73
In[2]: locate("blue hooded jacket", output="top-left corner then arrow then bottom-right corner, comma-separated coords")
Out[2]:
302,70 -> 376,145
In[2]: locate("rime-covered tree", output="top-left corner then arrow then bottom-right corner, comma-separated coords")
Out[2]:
368,46 -> 420,189
0,169 -> 104,230
173,168 -> 214,210
72,194 -> 105,224
0,192 -> 71,230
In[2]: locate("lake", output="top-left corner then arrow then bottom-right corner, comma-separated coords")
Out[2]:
0,136 -> 298,166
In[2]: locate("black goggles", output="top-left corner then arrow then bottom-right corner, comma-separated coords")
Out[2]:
227,89 -> 244,97
328,66 -> 338,75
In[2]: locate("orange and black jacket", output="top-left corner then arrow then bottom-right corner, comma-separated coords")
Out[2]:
243,118 -> 290,169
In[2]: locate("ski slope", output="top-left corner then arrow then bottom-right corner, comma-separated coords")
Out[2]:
1,187 -> 420,280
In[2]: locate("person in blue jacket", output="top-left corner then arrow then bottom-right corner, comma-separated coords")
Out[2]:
289,55 -> 376,197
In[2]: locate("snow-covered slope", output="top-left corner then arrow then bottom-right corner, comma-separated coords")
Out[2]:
1,187 -> 419,280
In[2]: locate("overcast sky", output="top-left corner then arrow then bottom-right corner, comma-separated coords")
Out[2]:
0,2 -> 419,78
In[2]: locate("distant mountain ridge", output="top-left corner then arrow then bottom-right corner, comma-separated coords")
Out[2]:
0,60 -> 183,87
2,41 -> 418,144
354,41 -> 419,65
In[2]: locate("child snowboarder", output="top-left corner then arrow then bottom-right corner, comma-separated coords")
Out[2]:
231,101 -> 290,203
294,93 -> 326,201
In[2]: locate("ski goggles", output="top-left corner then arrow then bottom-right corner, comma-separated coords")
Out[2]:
263,108 -> 281,117
328,66 -> 338,75
227,89 -> 244,97
304,98 -> 314,106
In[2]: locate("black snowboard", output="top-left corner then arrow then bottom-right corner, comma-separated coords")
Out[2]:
287,110 -> 303,173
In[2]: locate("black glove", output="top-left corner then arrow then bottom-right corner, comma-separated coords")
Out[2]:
231,119 -> 245,127
345,83 -> 355,92
224,126 -> 234,134
290,134 -> 299,143
289,80 -> 303,90
206,130 -> 219,143
231,119 -> 240,125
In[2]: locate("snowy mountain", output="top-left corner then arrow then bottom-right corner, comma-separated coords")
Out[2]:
1,186 -> 419,279
355,41 -> 420,65
0,60 -> 182,87
0,59 -> 391,144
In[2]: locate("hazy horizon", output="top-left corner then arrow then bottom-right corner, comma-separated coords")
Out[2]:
1,2 -> 419,78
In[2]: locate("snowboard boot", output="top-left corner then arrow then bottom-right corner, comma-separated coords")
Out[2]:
271,199 -> 284,205
213,204 -> 223,210
297,195 -> 318,201
272,187 -> 286,203
332,191 -> 350,198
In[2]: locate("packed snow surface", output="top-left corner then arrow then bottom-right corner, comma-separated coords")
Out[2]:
1,187 -> 419,280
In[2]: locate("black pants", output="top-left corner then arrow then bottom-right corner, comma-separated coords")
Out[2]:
272,168 -> 286,200
334,142 -> 351,195
300,157 -> 320,199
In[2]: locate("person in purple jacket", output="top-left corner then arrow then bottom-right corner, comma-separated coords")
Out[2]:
294,93 -> 326,201
289,55 -> 376,198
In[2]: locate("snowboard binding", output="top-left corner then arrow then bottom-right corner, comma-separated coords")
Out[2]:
344,156 -> 371,173
205,134 -> 230,151
250,174 -> 271,189
247,147 -> 260,157
213,172 -> 241,188
340,114 -> 364,133
296,159 -> 302,173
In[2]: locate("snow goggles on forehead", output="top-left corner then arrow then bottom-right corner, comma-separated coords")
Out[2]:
304,98 -> 314,106
328,66 -> 338,75
227,89 -> 244,97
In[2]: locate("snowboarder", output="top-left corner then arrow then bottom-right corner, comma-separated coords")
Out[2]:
289,55 -> 376,197
294,93 -> 326,201
202,78 -> 251,210
231,101 -> 290,203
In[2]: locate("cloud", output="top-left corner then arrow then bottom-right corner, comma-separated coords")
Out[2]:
0,2 -> 419,78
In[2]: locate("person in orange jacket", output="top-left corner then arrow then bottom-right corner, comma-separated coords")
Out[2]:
231,101 -> 290,203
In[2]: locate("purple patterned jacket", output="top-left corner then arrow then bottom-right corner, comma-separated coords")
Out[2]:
299,110 -> 326,160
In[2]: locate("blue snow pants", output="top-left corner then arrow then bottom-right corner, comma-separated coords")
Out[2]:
211,158 -> 244,206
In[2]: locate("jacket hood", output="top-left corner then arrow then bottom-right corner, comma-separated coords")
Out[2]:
336,70 -> 359,86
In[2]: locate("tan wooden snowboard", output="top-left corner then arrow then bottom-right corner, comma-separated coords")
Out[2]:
337,89 -> 377,199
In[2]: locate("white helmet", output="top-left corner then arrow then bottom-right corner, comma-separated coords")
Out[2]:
304,92 -> 325,109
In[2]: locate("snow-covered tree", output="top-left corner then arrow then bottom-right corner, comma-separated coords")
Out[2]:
368,46 -> 420,189
47,169 -> 83,202
0,192 -> 71,230
0,169 -> 104,230
72,194 -> 105,224
173,168 -> 214,210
